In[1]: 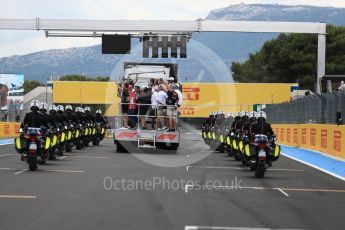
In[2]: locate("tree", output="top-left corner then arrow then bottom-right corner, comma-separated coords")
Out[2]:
24,80 -> 44,94
231,25 -> 345,91
60,75 -> 110,82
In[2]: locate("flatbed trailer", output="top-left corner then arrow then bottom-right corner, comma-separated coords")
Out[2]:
113,62 -> 181,152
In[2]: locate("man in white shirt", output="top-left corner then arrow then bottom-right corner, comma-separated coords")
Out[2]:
157,84 -> 168,130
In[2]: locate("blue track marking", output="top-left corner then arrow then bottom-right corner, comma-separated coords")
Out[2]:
281,145 -> 345,181
0,139 -> 14,146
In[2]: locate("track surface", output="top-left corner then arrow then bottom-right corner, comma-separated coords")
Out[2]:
1,127 -> 345,230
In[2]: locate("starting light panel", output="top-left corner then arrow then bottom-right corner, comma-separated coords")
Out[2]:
142,35 -> 187,58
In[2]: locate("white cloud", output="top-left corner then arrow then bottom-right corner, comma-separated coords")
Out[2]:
0,0 -> 344,57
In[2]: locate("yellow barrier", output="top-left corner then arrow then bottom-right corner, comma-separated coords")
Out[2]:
0,122 -> 20,138
53,81 -> 294,117
272,124 -> 345,159
53,81 -> 120,105
179,83 -> 293,117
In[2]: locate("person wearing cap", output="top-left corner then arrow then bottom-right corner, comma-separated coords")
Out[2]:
167,77 -> 175,87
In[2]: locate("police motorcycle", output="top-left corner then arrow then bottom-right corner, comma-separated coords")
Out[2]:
74,107 -> 85,150
236,111 -> 251,164
15,127 -> 49,170
202,113 -> 214,145
37,103 -> 54,163
243,112 -> 281,178
79,108 -> 92,147
92,109 -> 107,146
228,112 -> 243,161
47,105 -> 60,160
209,111 -> 221,151
84,107 -> 96,146
14,101 -> 51,170
64,105 -> 76,153
224,113 -> 234,156
55,105 -> 68,156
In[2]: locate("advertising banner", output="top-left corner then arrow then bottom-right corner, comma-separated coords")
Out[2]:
272,124 -> 345,159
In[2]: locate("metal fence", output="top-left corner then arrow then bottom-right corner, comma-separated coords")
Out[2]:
265,91 -> 345,124
0,101 -> 23,122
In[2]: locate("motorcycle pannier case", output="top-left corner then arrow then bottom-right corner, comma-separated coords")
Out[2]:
14,136 -> 26,153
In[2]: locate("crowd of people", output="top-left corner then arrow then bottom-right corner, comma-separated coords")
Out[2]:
117,77 -> 183,132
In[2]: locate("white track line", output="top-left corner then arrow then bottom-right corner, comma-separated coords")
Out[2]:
58,156 -> 67,160
0,154 -> 17,158
65,155 -> 109,159
13,170 -> 28,175
281,152 -> 345,182
0,167 -> 84,173
40,169 -> 84,173
185,226 -> 303,230
186,165 -> 304,172
0,195 -> 36,199
275,188 -> 289,197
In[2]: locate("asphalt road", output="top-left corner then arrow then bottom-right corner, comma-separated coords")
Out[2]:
1,128 -> 345,230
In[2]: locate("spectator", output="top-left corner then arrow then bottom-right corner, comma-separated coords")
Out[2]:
157,84 -> 168,130
151,85 -> 159,129
168,77 -> 175,87
137,87 -> 152,129
127,85 -> 137,129
339,81 -> 345,91
120,81 -> 129,129
166,85 -> 179,132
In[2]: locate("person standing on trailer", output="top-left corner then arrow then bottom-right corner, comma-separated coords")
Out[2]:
127,85 -> 137,129
157,84 -> 168,131
151,85 -> 159,130
120,81 -> 130,129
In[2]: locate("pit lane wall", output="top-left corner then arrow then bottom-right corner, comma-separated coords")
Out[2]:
0,122 -> 20,138
272,124 -> 345,159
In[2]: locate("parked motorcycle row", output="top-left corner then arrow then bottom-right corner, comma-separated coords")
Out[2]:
202,111 -> 281,178
14,101 -> 108,171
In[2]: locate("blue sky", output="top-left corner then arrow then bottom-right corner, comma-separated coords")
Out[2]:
0,0 -> 344,58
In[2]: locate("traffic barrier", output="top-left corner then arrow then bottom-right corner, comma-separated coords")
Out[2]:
272,124 -> 345,159
0,122 -> 20,138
